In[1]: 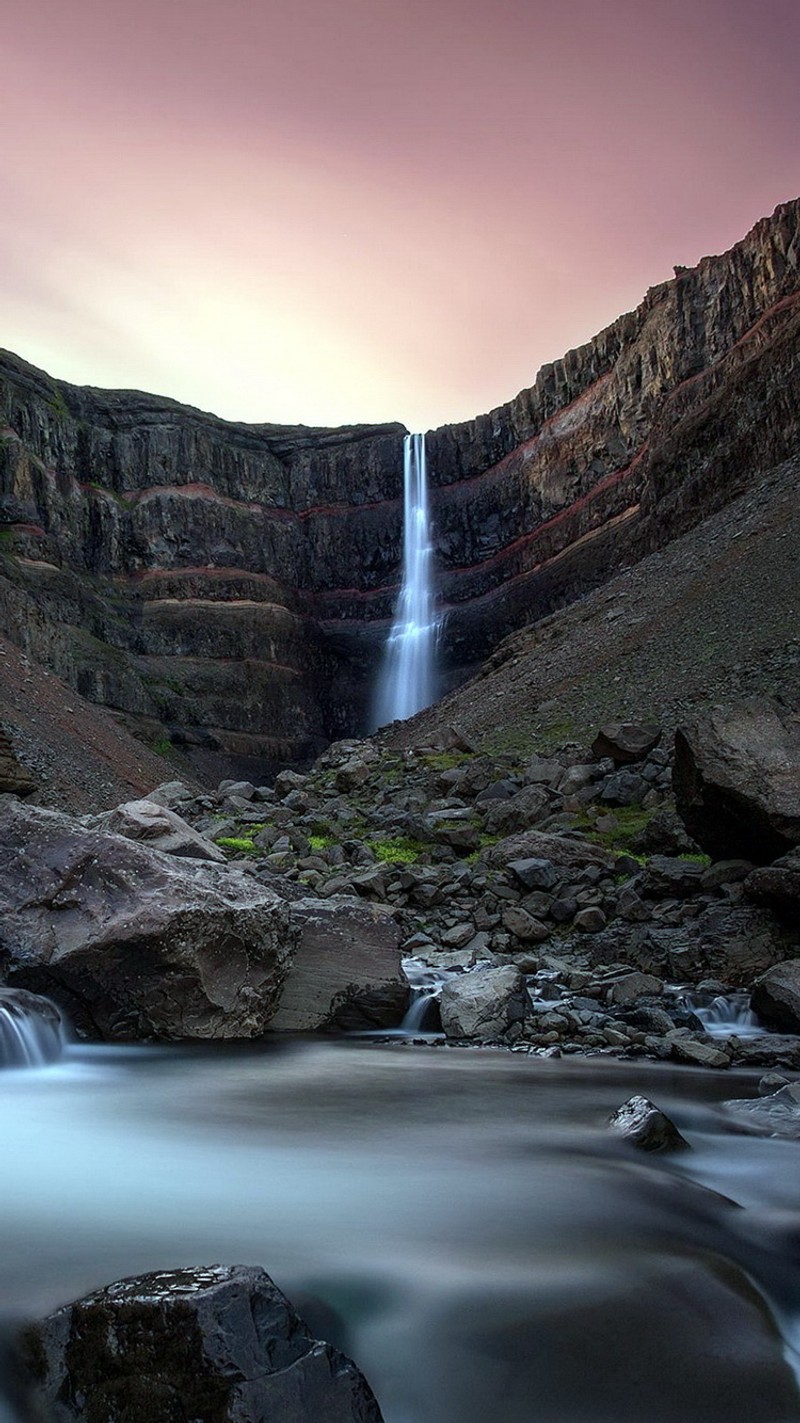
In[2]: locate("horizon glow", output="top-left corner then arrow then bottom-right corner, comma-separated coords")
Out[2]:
1,0 -> 798,431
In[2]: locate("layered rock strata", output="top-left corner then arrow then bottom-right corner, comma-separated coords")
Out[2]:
0,198 -> 797,775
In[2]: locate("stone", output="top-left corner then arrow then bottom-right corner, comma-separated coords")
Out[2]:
609,1095 -> 688,1151
487,831 -> 614,874
566,910 -> 603,933
19,1265 -> 383,1422
274,768 -> 309,798
745,849 -> 800,920
0,800 -> 293,1041
592,721 -> 662,764
439,964 -> 526,1040
507,858 -> 559,891
524,758 -> 564,787
671,1038 -> 731,1069
145,780 -> 197,809
751,959 -> 800,1034
638,856 -> 706,899
218,779 -> 256,801
607,972 -> 664,1004
267,897 -> 406,1032
557,764 -> 597,796
89,799 -> 227,862
502,906 -> 550,942
599,770 -> 648,806
482,785 -> 550,836
673,701 -> 800,862
334,758 -> 372,792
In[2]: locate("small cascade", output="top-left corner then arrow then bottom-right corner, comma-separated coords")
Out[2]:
374,433 -> 438,727
685,991 -> 766,1040
397,959 -> 462,1035
0,989 -> 67,1067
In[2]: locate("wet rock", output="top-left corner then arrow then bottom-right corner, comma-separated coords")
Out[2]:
439,964 -> 527,1040
0,801 -> 293,1041
609,1095 -> 688,1151
670,1038 -> 731,1069
592,722 -> 662,764
89,799 -> 227,862
19,1265 -> 383,1422
751,959 -> 800,1034
268,897 -> 406,1033
673,701 -> 800,862
722,1083 -> 800,1139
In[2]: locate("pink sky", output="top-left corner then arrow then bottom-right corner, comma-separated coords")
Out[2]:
2,0 -> 798,430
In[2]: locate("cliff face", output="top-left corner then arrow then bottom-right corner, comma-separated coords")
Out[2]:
0,198 -> 798,778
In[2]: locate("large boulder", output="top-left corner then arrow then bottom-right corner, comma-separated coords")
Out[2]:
439,964 -> 526,1040
751,960 -> 800,1034
674,701 -> 800,863
19,1265 -> 383,1422
88,799 -> 226,862
268,897 -> 406,1033
0,801 -> 294,1041
486,830 -> 614,874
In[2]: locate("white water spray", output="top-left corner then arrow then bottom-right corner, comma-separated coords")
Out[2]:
375,433 -> 438,726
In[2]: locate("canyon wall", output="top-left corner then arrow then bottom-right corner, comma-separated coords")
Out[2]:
1,198 -> 798,778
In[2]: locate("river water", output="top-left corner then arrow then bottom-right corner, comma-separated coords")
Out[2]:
1,1040 -> 799,1422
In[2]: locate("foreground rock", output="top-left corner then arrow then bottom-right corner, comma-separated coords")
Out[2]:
0,801 -> 294,1041
439,965 -> 526,1040
674,701 -> 800,862
609,1096 -> 688,1152
751,960 -> 800,1034
269,897 -> 406,1032
20,1265 -> 383,1422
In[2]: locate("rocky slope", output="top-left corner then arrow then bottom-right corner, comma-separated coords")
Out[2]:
0,198 -> 798,780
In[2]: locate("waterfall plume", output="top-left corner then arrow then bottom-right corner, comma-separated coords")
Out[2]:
374,433 -> 438,727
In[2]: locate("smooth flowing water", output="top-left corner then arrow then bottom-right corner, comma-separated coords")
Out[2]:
375,433 -> 438,727
1,1041 -> 799,1422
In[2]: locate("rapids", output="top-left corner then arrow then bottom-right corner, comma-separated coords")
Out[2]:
0,1042 -> 799,1422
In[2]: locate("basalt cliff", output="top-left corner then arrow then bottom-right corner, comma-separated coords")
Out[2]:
1,198 -> 798,783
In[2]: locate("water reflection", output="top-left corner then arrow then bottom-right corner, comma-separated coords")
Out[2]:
0,1042 -> 798,1422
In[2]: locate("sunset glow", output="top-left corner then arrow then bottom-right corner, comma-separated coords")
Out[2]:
2,0 -> 798,430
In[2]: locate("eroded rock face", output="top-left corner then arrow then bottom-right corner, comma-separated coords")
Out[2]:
19,1265 -> 384,1423
268,897 -> 406,1033
0,801 -> 294,1041
674,701 -> 800,863
0,722 -> 35,796
1,199 -> 798,768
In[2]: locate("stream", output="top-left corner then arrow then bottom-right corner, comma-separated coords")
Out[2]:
0,1040 -> 799,1422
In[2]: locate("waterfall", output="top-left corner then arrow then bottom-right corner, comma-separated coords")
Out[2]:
0,990 -> 67,1067
684,991 -> 766,1040
374,433 -> 438,727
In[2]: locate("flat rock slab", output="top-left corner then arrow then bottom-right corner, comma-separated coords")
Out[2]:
0,801 -> 293,1041
722,1084 -> 800,1139
19,1264 -> 383,1422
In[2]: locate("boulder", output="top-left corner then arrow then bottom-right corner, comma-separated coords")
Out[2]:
722,1083 -> 800,1140
670,1038 -> 731,1069
88,799 -> 226,862
0,801 -> 293,1041
592,722 -> 662,764
488,831 -> 614,874
502,906 -> 550,943
268,897 -> 406,1033
637,856 -> 706,899
745,849 -> 800,920
609,1095 -> 688,1151
751,960 -> 800,1034
439,964 -> 526,1040
19,1265 -> 383,1422
599,770 -> 648,807
482,785 -> 550,836
607,972 -> 664,1004
673,701 -> 800,862
145,780 -> 197,809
